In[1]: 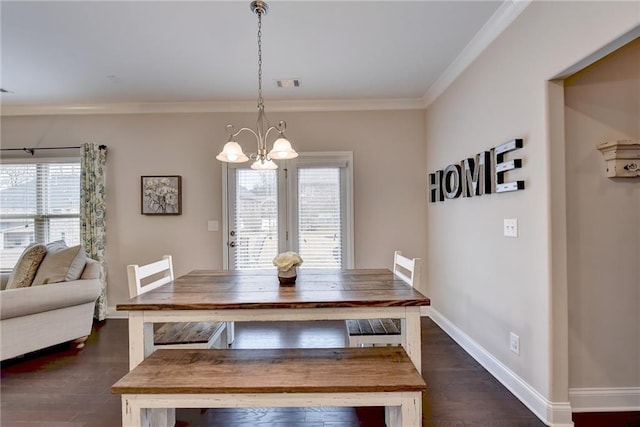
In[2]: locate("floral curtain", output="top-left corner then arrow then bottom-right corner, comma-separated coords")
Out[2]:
80,143 -> 107,321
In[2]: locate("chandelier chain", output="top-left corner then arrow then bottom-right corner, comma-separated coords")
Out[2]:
217,1 -> 298,169
257,10 -> 263,108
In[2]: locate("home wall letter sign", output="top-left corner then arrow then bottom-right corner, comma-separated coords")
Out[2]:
429,139 -> 525,203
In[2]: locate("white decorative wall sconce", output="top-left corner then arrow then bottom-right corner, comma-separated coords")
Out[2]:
596,140 -> 640,178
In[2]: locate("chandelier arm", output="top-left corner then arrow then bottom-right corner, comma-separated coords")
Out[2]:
263,125 -> 283,143
229,126 -> 260,141
230,127 -> 267,160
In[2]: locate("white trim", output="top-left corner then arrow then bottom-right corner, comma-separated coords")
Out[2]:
221,152 -> 354,270
287,152 -> 355,269
0,3 -> 533,118
423,0 -> 532,107
570,387 -> 640,413
221,163 -> 230,270
107,306 -> 128,319
0,98 -> 426,117
552,25 -> 640,79
428,308 -> 574,427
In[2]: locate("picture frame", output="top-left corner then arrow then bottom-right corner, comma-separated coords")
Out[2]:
141,175 -> 182,215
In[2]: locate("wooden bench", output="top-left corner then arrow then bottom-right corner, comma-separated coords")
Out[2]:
111,347 -> 426,427
153,320 -> 226,348
347,318 -> 401,336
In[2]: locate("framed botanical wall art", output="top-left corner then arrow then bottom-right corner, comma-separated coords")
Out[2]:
141,176 -> 182,215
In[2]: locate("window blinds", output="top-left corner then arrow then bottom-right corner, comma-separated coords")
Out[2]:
232,169 -> 279,269
297,168 -> 342,268
0,162 -> 81,269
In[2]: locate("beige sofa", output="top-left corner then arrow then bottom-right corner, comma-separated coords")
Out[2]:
0,251 -> 102,361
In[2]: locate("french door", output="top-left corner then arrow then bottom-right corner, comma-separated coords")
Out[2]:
222,152 -> 353,270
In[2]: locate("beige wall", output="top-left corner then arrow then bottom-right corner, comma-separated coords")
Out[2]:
425,0 -> 639,412
564,39 -> 640,388
0,109 -> 427,310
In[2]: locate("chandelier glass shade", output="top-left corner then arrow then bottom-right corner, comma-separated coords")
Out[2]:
216,1 -> 298,170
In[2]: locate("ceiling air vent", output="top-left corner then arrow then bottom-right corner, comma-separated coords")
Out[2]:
275,79 -> 300,88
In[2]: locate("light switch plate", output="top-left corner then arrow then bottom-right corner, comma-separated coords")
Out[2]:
207,220 -> 219,232
504,218 -> 518,237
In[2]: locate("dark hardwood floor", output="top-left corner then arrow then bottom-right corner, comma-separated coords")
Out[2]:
1,318 -> 636,426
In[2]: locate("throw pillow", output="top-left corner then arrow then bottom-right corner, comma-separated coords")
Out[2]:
5,243 -> 47,289
46,240 -> 68,252
31,245 -> 87,286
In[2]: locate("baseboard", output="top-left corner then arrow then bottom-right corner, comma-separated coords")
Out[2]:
106,306 -> 128,319
427,308 -> 574,427
570,387 -> 640,412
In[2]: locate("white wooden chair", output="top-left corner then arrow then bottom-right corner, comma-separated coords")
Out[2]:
127,255 -> 227,349
345,251 -> 422,347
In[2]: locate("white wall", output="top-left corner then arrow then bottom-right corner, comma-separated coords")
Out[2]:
564,39 -> 640,390
424,0 -> 638,423
0,109 -> 427,311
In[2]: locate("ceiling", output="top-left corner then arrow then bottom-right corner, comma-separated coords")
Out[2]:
0,1 -> 507,111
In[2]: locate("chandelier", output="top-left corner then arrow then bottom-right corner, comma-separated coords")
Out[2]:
216,0 -> 298,170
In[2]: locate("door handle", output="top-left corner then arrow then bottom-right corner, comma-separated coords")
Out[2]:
228,241 -> 237,248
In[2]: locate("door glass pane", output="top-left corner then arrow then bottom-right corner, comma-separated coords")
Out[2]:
233,169 -> 278,269
298,168 -> 342,268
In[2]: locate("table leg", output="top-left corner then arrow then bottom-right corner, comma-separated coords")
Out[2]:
128,313 -> 154,370
403,308 -> 422,374
129,314 -> 170,426
226,321 -> 235,346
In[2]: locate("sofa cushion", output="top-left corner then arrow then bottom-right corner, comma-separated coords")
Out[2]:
45,240 -> 68,252
80,259 -> 101,280
5,243 -> 47,289
32,245 -> 87,286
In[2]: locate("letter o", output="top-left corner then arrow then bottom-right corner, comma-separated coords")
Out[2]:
443,164 -> 462,199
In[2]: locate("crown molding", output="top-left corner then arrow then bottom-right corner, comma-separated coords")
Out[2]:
552,24 -> 640,80
0,98 -> 426,117
1,0 -> 531,117
423,0 -> 532,108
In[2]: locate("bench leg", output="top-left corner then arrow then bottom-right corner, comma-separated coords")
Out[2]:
385,393 -> 422,427
122,397 -> 148,427
386,406 -> 400,427
401,394 -> 421,426
122,398 -> 174,427
150,408 -> 175,427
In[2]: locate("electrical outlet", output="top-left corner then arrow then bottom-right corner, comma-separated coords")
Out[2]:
510,332 -> 520,355
504,218 -> 518,237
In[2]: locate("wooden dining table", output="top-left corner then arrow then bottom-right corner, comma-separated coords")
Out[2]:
117,268 -> 431,373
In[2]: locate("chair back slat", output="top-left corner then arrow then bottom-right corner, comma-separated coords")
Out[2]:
393,250 -> 422,288
127,255 -> 174,298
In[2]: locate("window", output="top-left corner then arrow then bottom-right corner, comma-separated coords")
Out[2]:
297,168 -> 342,267
232,169 -> 279,269
224,152 -> 354,270
0,161 -> 81,270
